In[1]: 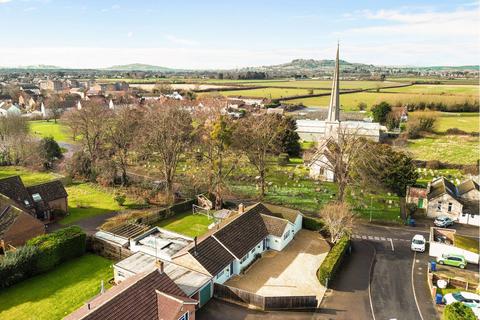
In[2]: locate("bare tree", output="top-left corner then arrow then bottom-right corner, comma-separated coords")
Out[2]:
104,107 -> 143,186
46,94 -> 65,123
313,126 -> 368,202
193,97 -> 237,208
64,101 -> 112,163
0,115 -> 31,165
140,101 -> 193,200
320,201 -> 355,244
235,114 -> 286,198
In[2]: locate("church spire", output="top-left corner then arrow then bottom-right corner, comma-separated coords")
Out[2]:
326,43 -> 340,122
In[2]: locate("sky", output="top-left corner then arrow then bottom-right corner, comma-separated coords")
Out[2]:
0,0 -> 478,69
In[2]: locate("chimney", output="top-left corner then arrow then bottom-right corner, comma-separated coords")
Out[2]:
155,259 -> 164,274
194,236 -> 198,256
238,203 -> 245,214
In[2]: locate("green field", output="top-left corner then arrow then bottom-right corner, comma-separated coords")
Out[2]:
286,91 -> 479,110
0,254 -> 112,320
404,134 -> 478,165
436,112 -> 479,132
231,80 -> 407,89
0,166 -> 61,186
29,120 -> 73,143
208,88 -> 328,99
383,84 -> 479,96
156,211 -> 210,237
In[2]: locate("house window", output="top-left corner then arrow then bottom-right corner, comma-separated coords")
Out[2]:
448,203 -> 452,212
32,193 -> 42,202
437,202 -> 442,211
240,253 -> 249,264
216,270 -> 225,279
178,312 -> 189,320
283,230 -> 291,240
319,168 -> 325,175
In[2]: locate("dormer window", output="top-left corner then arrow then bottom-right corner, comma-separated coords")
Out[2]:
32,193 -> 42,202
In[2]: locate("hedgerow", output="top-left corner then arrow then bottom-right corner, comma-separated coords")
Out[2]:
317,234 -> 350,287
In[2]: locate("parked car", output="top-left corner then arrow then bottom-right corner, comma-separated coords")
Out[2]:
443,291 -> 480,318
434,216 -> 454,228
436,254 -> 467,269
411,234 -> 426,252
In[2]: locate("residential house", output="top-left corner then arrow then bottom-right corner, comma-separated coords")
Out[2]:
407,177 -> 480,226
0,194 -> 45,252
171,203 -> 303,285
0,176 -> 68,221
66,266 -> 198,320
39,80 -> 64,92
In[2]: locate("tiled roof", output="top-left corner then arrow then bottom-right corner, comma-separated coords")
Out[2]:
214,203 -> 269,259
262,203 -> 300,223
261,214 -> 288,237
0,176 -> 33,208
408,187 -> 427,199
27,180 -> 67,202
67,269 -> 188,320
0,194 -> 37,239
457,179 -> 479,196
157,291 -> 196,320
428,177 -> 457,200
188,236 -> 234,276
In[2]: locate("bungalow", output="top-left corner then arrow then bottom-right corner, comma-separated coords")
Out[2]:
171,203 -> 302,285
66,265 -> 198,320
0,194 -> 45,252
0,176 -> 68,221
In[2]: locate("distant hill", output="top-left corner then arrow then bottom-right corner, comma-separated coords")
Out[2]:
0,64 -> 63,70
103,63 -> 176,72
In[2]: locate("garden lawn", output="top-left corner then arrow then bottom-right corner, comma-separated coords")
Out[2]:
0,254 -> 112,320
0,166 -> 60,186
62,183 -> 134,225
454,235 -> 479,254
156,210 -> 210,238
29,120 -> 73,143
404,134 -> 478,165
436,113 -> 480,133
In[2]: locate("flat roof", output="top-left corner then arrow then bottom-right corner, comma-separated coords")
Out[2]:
131,227 -> 193,260
115,252 -> 211,296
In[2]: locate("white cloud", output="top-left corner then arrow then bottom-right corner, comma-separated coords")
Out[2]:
0,0 -> 12,3
164,35 -> 198,46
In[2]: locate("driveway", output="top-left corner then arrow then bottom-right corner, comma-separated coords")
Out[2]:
226,230 -> 330,303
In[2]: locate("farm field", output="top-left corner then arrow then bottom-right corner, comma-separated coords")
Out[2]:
156,210 -> 210,238
436,112 -> 479,132
386,77 -> 479,85
382,84 -> 479,96
29,120 -> 73,143
403,134 -> 478,165
207,87 -> 329,99
286,91 -> 479,110
0,254 -> 112,320
231,80 -> 407,89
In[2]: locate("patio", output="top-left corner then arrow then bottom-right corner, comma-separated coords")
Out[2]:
225,230 -> 330,304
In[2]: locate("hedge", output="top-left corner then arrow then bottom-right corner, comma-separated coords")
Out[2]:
317,234 -> 350,287
302,216 -> 324,231
0,226 -> 86,288
443,302 -> 476,320
27,225 -> 86,273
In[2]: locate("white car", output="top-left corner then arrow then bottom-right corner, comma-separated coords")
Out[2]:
411,234 -> 426,252
434,216 -> 454,228
443,291 -> 480,318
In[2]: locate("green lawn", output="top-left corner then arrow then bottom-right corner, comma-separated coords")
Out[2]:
455,235 -> 480,254
229,158 -> 401,223
0,254 -> 112,320
286,91 -> 479,110
435,113 -> 480,133
29,120 -> 73,143
156,210 -> 211,237
62,183 -> 135,225
404,134 -> 478,165
0,166 -> 60,186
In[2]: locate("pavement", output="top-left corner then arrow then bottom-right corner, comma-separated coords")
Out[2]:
226,230 -> 329,302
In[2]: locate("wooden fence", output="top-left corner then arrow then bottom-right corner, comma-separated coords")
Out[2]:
135,199 -> 195,225
88,236 -> 133,261
214,283 -> 317,311
432,273 -> 479,292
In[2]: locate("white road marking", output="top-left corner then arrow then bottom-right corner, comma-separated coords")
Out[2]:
367,243 -> 377,320
380,237 -> 386,241
411,252 -> 425,320
368,236 -> 373,240
362,235 -> 367,239
390,238 -> 395,251
374,236 -> 380,240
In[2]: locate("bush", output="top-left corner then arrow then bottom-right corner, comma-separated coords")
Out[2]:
27,226 -> 86,273
302,216 -> 324,231
114,194 -> 126,206
317,234 -> 350,287
445,128 -> 468,135
443,302 -> 476,320
371,101 -> 392,124
0,245 -> 39,288
426,160 -> 442,169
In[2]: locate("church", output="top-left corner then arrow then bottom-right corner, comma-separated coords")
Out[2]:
297,45 -> 384,181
